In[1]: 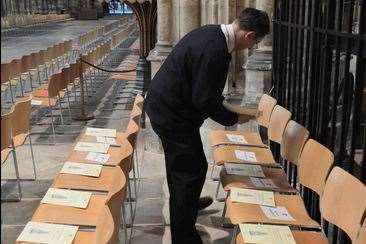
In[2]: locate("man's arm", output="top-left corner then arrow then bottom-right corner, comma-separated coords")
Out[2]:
191,52 -> 238,126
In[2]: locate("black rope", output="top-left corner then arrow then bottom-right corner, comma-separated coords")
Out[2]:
80,58 -> 136,73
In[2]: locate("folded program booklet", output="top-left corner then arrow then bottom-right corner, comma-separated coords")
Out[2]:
222,100 -> 261,117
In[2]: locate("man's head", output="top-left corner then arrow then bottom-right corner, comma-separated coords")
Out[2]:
232,8 -> 270,50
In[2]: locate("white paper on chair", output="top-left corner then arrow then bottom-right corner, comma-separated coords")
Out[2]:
230,187 -> 275,207
16,222 -> 78,244
226,134 -> 248,144
96,136 -> 119,147
239,224 -> 296,244
249,177 -> 278,188
260,206 -> 295,221
224,163 -> 265,178
85,152 -> 110,164
74,142 -> 110,154
85,127 -> 116,138
31,99 -> 43,105
41,188 -> 91,209
60,161 -> 102,177
234,150 -> 258,162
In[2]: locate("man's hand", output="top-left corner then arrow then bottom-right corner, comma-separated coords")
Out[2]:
237,114 -> 255,124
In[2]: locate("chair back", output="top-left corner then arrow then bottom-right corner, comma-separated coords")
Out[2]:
267,105 -> 292,144
280,120 -> 309,164
12,95 -> 32,137
21,55 -> 31,73
133,94 -> 144,109
1,63 -> 10,83
47,72 -> 62,98
257,94 -> 277,127
9,59 -> 22,79
298,139 -> 334,195
126,119 -> 139,148
1,106 -> 14,151
320,167 -> 366,243
60,67 -> 70,90
94,206 -> 116,244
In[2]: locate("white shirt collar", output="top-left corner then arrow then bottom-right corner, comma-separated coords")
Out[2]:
220,24 -> 235,53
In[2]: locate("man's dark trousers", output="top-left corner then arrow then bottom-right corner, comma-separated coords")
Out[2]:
151,122 -> 207,244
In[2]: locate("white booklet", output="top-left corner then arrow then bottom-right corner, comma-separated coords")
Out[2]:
17,222 -> 78,244
260,206 -> 295,221
234,150 -> 258,162
224,163 -> 265,178
60,161 -> 102,177
31,99 -> 43,106
85,127 -> 117,138
96,136 -> 119,147
230,187 -> 275,207
239,223 -> 296,244
85,152 -> 110,164
226,134 -> 248,144
250,177 -> 278,188
74,142 -> 110,154
41,188 -> 92,209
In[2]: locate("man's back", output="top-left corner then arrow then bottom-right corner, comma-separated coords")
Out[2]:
145,25 -> 237,132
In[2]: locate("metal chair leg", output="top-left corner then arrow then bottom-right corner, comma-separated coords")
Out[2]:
57,94 -> 65,125
127,179 -> 134,225
230,225 -> 239,244
215,180 -> 221,200
210,163 -> 216,179
49,105 -> 56,145
28,134 -> 37,180
2,145 -> 22,202
121,204 -> 129,244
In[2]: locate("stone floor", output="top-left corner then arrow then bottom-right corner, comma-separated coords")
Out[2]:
0,16 -> 257,244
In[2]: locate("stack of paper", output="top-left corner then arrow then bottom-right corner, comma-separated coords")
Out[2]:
85,127 -> 117,138
234,150 -> 258,162
41,188 -> 92,209
17,222 -> 78,244
60,162 -> 102,177
230,188 -> 275,207
226,134 -> 248,144
224,163 -> 265,177
74,142 -> 110,154
239,224 -> 296,244
85,152 -> 110,164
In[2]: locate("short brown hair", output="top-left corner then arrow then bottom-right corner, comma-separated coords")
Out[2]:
237,8 -> 270,39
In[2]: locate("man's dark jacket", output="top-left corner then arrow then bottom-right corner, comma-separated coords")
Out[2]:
145,25 -> 238,132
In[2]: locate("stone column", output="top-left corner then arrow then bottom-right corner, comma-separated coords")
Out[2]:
179,0 -> 200,38
200,0 -> 206,26
148,0 -> 173,77
242,0 -> 273,106
206,0 -> 218,24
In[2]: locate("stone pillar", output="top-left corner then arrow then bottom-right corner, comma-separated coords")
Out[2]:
200,0 -> 206,26
148,0 -> 173,77
206,0 -> 218,24
242,0 -> 273,106
179,0 -> 200,38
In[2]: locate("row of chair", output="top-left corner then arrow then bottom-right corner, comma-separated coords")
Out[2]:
1,39 -> 74,106
111,23 -> 136,49
13,94 -> 145,244
110,54 -> 139,82
208,94 -> 366,243
1,14 -> 71,29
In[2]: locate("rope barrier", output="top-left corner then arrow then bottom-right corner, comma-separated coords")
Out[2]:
80,58 -> 136,73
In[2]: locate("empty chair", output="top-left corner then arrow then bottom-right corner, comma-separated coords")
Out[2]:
11,95 -> 37,179
1,106 -> 22,201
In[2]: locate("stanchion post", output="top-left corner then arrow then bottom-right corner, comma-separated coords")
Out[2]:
73,54 -> 95,121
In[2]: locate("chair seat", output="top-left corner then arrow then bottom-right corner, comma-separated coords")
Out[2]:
214,145 -> 279,167
1,148 -> 11,164
13,133 -> 28,147
208,130 -> 266,147
220,166 -> 297,194
31,194 -> 106,227
227,195 -> 320,228
52,166 -> 116,192
72,230 -> 97,244
67,136 -> 132,169
236,230 -> 328,244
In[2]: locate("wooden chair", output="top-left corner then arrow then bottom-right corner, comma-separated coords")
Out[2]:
1,62 -> 15,105
72,205 -> 118,244
1,106 -> 22,201
20,55 -> 33,92
226,139 -> 334,236
11,95 -> 37,179
31,164 -> 126,228
212,105 -> 291,169
208,94 -> 277,147
9,59 -> 24,97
